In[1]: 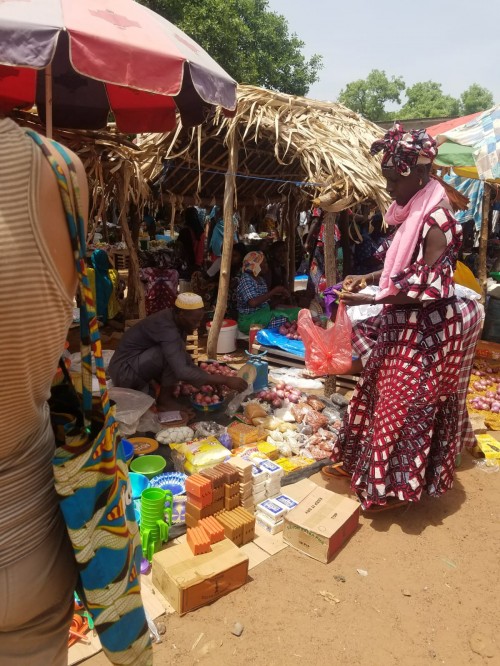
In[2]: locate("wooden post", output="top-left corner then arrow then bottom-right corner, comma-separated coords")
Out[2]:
323,212 -> 338,286
287,196 -> 298,294
207,132 -> 239,359
118,176 -> 146,320
478,183 -> 492,303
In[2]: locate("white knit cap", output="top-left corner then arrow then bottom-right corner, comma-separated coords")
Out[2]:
175,292 -> 204,310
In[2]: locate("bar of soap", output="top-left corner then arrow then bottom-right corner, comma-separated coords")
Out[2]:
272,494 -> 298,513
256,499 -> 287,521
198,516 -> 225,544
187,525 -> 212,555
185,474 -> 213,502
228,456 -> 254,482
259,460 -> 284,479
255,511 -> 284,534
224,493 -> 240,511
200,467 -> 225,488
214,462 -> 240,485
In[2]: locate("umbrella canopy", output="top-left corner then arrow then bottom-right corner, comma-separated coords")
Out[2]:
0,0 -> 237,133
433,105 -> 500,183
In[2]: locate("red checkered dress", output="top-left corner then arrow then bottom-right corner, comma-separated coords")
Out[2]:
333,207 -> 472,508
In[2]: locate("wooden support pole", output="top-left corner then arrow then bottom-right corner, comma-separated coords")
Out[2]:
207,132 -> 239,359
118,177 -> 146,320
478,183 -> 492,303
323,211 -> 338,287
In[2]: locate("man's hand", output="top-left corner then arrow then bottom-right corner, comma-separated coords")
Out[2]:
224,376 -> 248,392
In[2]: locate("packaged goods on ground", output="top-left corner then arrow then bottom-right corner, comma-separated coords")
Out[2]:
152,539 -> 249,615
283,486 -> 360,563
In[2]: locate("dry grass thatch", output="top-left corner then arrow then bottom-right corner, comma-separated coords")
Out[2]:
137,84 -> 391,213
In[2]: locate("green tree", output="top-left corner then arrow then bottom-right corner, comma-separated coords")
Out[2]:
337,69 -> 406,121
460,83 -> 494,114
138,0 -> 322,96
399,81 -> 460,119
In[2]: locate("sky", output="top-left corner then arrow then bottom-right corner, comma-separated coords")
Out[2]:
266,0 -> 499,107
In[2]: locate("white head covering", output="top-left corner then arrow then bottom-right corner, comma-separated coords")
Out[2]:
175,292 -> 204,310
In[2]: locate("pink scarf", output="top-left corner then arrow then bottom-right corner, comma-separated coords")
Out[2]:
377,179 -> 447,299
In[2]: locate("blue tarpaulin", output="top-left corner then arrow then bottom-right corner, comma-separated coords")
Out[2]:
256,328 -> 305,358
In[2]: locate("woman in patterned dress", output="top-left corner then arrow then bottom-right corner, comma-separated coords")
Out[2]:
322,124 -> 482,512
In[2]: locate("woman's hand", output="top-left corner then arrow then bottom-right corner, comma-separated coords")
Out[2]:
340,291 -> 376,306
342,275 -> 368,293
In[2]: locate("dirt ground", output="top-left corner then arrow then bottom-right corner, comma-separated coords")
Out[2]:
87,453 -> 499,666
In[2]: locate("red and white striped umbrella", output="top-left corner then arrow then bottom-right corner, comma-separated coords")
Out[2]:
0,0 -> 237,134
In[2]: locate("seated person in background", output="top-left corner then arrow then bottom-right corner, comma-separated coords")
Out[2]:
108,293 -> 247,410
236,251 -> 300,334
265,240 -> 288,290
192,242 -> 246,317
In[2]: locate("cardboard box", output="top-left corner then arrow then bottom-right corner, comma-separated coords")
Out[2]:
283,486 -> 360,564
152,538 -> 249,615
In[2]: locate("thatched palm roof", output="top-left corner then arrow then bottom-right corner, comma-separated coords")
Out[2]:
137,84 -> 390,213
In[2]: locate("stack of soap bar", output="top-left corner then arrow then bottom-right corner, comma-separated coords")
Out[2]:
185,474 -> 213,507
197,516 -> 225,544
228,456 -> 255,512
200,467 -> 225,511
187,525 -> 212,555
215,507 -> 255,546
259,460 -> 284,498
255,498 -> 287,534
185,474 -> 216,528
252,465 -> 267,505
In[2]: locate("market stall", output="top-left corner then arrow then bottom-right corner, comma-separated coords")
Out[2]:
136,85 -> 391,357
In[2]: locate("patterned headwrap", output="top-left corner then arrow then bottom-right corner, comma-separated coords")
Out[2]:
243,251 -> 265,277
370,122 -> 438,177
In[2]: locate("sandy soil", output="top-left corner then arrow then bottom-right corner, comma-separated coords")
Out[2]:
87,453 -> 500,666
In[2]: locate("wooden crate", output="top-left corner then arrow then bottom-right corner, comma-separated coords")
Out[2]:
111,249 -> 130,270
186,331 -> 199,363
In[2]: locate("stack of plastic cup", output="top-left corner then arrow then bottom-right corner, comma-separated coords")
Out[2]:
140,488 -> 173,561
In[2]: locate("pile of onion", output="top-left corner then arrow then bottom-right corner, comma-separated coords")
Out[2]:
200,361 -> 237,377
257,382 -> 302,408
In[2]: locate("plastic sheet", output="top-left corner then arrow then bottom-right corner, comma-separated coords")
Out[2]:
108,387 -> 155,436
256,328 -> 305,358
298,304 -> 352,376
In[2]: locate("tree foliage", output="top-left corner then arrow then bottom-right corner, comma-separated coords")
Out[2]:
138,0 -> 322,96
338,69 -> 495,121
338,70 -> 405,121
460,84 -> 494,115
399,81 -> 460,119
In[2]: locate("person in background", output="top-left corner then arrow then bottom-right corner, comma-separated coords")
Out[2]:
191,242 -> 246,317
0,116 -> 88,664
265,240 -> 288,290
108,293 -> 247,410
143,205 -> 156,240
207,205 -> 225,258
236,251 -> 299,334
322,123 -> 482,513
176,206 -> 206,277
306,207 -> 343,296
352,213 -> 384,275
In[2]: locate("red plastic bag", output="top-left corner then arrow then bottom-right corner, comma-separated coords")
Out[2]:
298,303 -> 352,376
